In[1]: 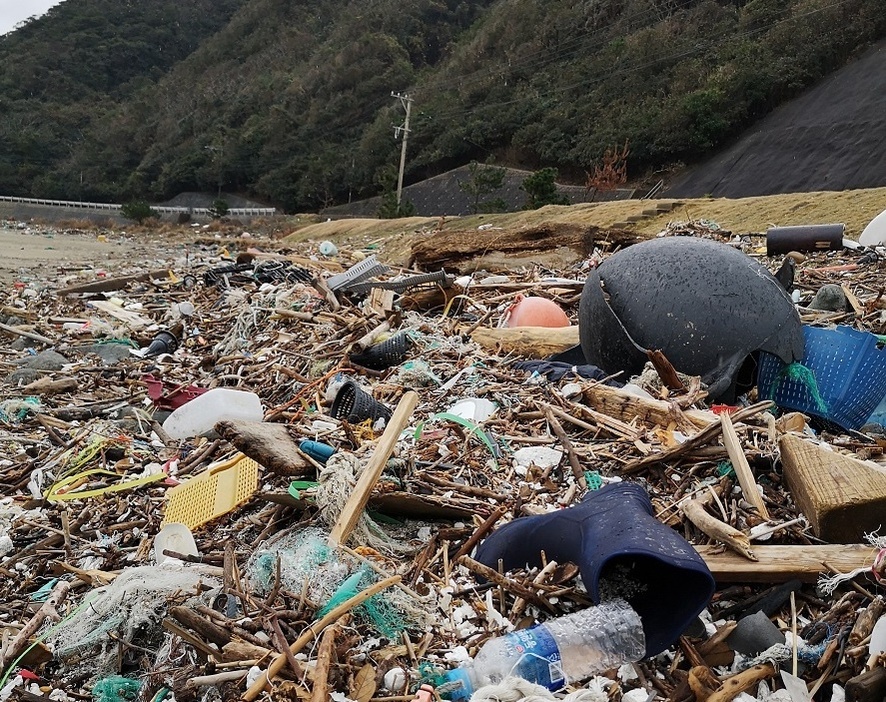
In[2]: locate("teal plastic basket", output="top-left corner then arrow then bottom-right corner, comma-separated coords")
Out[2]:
757,325 -> 886,431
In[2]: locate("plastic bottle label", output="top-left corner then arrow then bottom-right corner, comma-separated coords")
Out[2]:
502,626 -> 565,690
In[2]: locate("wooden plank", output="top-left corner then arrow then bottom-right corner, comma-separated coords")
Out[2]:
86,299 -> 153,329
328,390 -> 419,546
780,433 -> 886,542
56,269 -> 169,295
697,544 -> 877,583
720,412 -> 770,519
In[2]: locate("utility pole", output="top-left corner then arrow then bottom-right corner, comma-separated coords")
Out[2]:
204,140 -> 224,197
392,92 -> 412,205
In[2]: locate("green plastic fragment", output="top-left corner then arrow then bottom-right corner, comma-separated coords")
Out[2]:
717,461 -> 735,478
92,676 -> 141,702
584,470 -> 603,490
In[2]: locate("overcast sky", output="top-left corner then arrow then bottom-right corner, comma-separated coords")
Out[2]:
0,0 -> 64,36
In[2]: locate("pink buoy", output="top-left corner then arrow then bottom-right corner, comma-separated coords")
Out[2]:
503,294 -> 570,328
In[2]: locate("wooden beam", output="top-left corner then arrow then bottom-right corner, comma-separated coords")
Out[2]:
328,390 -> 419,546
780,433 -> 886,543
697,544 -> 877,583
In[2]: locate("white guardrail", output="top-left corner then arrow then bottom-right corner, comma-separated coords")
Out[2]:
0,194 -> 276,216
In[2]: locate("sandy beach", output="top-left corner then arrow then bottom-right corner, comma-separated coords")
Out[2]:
0,225 -> 195,285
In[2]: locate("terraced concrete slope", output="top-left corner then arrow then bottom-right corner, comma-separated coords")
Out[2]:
666,39 -> 886,199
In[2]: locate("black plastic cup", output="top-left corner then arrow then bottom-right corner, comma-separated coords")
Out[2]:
349,332 -> 412,371
330,381 -> 392,424
143,330 -> 179,358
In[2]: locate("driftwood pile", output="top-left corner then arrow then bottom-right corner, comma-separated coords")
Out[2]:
0,219 -> 886,702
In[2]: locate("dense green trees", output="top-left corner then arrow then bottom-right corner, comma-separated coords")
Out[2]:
0,0 -> 884,211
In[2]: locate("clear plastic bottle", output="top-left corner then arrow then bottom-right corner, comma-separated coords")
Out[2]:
443,599 -> 645,700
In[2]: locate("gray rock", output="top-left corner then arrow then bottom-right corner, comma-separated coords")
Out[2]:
5,368 -> 41,386
18,349 -> 70,370
74,343 -> 133,365
113,405 -> 154,433
726,610 -> 786,656
808,284 -> 848,312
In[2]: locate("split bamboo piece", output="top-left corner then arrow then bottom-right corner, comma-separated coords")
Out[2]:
720,412 -> 769,519
328,390 -> 419,546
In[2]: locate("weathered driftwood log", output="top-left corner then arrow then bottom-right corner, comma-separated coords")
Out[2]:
19,376 -> 79,396
682,489 -> 756,561
471,324 -> 579,357
410,222 -> 649,272
56,269 -> 170,295
846,666 -> 886,702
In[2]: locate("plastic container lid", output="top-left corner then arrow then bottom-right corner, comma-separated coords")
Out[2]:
154,522 -> 199,563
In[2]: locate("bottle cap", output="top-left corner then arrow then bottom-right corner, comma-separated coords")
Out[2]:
441,668 -> 472,701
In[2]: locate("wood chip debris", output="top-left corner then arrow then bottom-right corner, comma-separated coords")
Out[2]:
1,218 -> 886,702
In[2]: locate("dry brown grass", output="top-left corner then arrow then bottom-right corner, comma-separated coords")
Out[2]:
281,188 -> 886,265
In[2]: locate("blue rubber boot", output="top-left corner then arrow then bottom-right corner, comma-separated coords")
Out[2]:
474,482 -> 715,657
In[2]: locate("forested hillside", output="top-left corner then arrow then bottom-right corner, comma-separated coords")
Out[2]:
1,0 -> 884,213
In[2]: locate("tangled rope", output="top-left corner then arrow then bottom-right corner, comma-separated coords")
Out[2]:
743,641 -> 828,669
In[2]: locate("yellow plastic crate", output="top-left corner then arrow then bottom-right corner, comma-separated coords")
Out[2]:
162,453 -> 260,530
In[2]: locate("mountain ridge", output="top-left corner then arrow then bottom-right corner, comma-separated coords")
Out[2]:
1,0 -> 884,212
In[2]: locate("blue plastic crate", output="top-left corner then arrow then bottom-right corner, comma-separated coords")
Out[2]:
757,325 -> 886,431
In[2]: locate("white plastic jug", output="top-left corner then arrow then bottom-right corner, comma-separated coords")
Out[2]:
161,388 -> 263,440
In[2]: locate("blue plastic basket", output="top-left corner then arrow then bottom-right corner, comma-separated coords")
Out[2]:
757,325 -> 886,431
